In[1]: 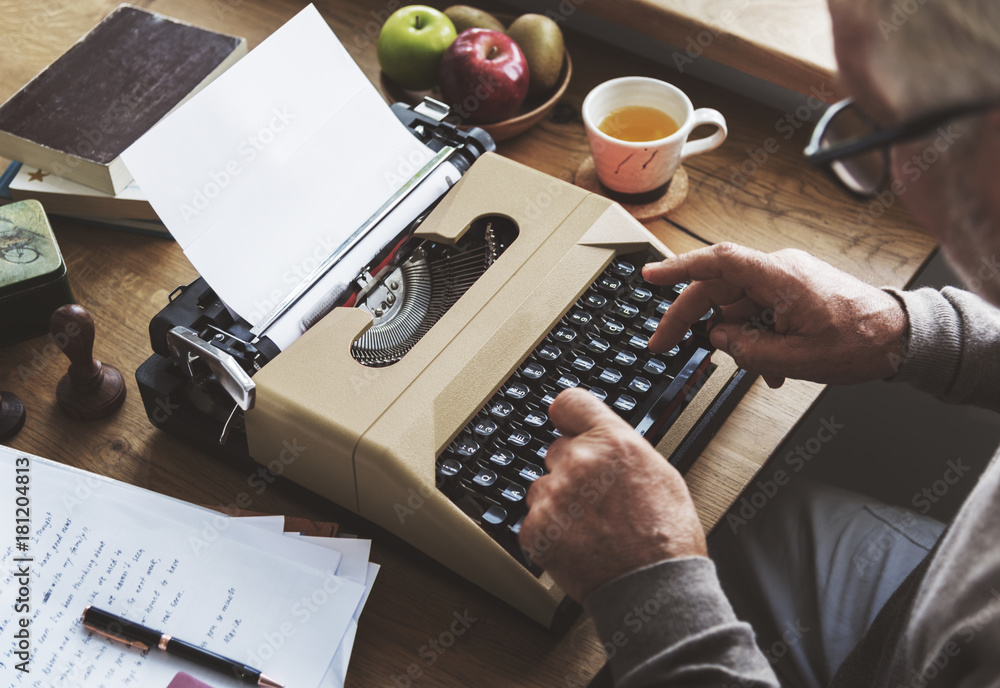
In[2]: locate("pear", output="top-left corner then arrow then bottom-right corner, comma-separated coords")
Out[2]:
506,14 -> 565,96
444,5 -> 505,34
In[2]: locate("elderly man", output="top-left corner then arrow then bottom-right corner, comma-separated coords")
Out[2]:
519,0 -> 1000,686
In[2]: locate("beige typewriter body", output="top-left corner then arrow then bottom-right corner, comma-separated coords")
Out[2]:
243,153 -> 735,627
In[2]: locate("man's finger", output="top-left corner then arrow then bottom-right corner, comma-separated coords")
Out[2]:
650,278 -> 744,352
642,243 -> 782,304
709,322 -> 801,378
547,387 -> 623,438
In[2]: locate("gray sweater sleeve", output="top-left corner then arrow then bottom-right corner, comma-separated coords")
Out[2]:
583,557 -> 779,687
886,287 -> 1000,412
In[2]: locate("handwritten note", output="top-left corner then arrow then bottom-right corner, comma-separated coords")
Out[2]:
0,448 -> 366,687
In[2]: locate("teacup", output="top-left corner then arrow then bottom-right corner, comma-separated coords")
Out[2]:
582,76 -> 727,196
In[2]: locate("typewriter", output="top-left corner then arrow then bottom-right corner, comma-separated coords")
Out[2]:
137,100 -> 753,629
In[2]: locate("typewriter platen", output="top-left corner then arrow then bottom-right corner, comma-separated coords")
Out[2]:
137,103 -> 753,629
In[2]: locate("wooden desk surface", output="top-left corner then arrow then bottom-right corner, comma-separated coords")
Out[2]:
0,1 -> 935,686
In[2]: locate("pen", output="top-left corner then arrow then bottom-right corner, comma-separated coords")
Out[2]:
82,606 -> 284,688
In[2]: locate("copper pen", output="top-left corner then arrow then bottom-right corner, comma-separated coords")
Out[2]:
82,605 -> 284,688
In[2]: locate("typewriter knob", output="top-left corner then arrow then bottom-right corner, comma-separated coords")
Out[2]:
50,304 -> 127,421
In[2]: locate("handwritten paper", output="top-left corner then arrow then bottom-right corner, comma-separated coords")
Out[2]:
0,447 -> 369,688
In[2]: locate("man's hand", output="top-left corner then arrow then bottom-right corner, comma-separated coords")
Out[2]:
644,242 -> 908,388
518,388 -> 706,602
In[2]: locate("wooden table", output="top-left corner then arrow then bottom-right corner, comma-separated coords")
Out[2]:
0,1 -> 936,686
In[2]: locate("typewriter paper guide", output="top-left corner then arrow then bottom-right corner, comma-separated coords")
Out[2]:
122,4 -> 443,328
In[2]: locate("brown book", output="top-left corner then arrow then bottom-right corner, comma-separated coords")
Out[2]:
0,4 -> 246,195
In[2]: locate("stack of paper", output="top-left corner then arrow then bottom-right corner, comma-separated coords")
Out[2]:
0,445 -> 377,688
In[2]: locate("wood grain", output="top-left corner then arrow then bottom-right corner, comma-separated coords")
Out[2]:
0,1 -> 935,686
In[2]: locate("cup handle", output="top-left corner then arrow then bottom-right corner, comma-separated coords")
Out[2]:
680,108 -> 728,162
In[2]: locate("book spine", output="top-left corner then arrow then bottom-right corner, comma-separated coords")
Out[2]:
0,160 -> 22,201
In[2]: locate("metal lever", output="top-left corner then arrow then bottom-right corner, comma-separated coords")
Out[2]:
166,326 -> 256,411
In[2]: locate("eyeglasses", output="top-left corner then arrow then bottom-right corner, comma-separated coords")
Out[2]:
804,98 -> 997,198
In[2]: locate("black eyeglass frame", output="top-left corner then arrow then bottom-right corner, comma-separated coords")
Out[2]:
804,97 -> 998,197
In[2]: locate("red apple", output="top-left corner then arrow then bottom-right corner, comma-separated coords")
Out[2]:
439,29 -> 529,124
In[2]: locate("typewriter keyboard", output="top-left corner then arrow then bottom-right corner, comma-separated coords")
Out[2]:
435,252 -> 715,573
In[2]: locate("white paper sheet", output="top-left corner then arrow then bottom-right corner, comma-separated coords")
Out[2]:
121,4 -> 445,333
0,448 -> 364,688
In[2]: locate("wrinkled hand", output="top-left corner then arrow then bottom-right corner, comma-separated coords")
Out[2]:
518,388 -> 706,602
644,243 -> 908,388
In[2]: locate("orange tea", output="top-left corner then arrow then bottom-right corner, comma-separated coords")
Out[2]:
598,105 -> 680,142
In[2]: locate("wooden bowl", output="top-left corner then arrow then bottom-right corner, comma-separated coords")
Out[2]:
378,49 -> 572,142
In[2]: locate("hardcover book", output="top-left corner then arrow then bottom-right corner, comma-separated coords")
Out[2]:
0,4 -> 246,195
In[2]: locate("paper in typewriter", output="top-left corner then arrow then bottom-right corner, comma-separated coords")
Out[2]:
122,5 -> 455,338
0,447 -> 366,688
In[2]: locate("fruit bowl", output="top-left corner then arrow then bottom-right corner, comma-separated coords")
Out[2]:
378,49 -> 572,142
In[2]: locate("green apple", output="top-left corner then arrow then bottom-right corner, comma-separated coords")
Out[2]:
377,6 -> 457,91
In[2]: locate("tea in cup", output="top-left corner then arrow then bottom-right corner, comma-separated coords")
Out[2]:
582,77 -> 727,196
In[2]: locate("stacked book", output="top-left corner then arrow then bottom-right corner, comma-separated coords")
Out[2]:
0,4 -> 247,237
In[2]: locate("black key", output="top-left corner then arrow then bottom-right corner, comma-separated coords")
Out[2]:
613,395 -> 638,412
473,418 -> 498,437
437,457 -> 462,478
571,354 -> 596,372
482,504 -> 507,526
489,447 -> 515,466
436,458 -> 464,490
656,299 -> 671,316
613,349 -> 638,367
553,326 -> 578,343
452,436 -> 480,457
589,386 -> 608,401
583,292 -> 607,309
473,467 -> 498,487
536,443 -> 549,461
598,367 -> 622,385
510,515 -> 525,536
700,308 -> 714,321
672,282 -> 689,295
556,373 -> 580,389
538,343 -> 562,361
500,482 -> 526,503
506,381 -> 530,399
642,317 -> 660,333
569,310 -> 592,326
586,337 -> 611,355
643,358 -> 668,376
613,301 -> 640,319
598,276 -> 623,292
540,390 -> 558,406
524,410 -> 548,427
628,377 -> 652,394
682,329 -> 693,342
663,344 -> 681,357
600,317 -> 626,337
611,260 -> 635,278
490,399 -> 514,419
507,429 -> 532,447
522,361 -> 546,379
519,463 -> 545,482
629,287 -> 653,303
628,334 -> 649,351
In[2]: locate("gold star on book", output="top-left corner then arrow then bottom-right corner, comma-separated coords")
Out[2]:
28,169 -> 50,182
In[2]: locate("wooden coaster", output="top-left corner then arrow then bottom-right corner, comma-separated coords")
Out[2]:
574,157 -> 689,222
